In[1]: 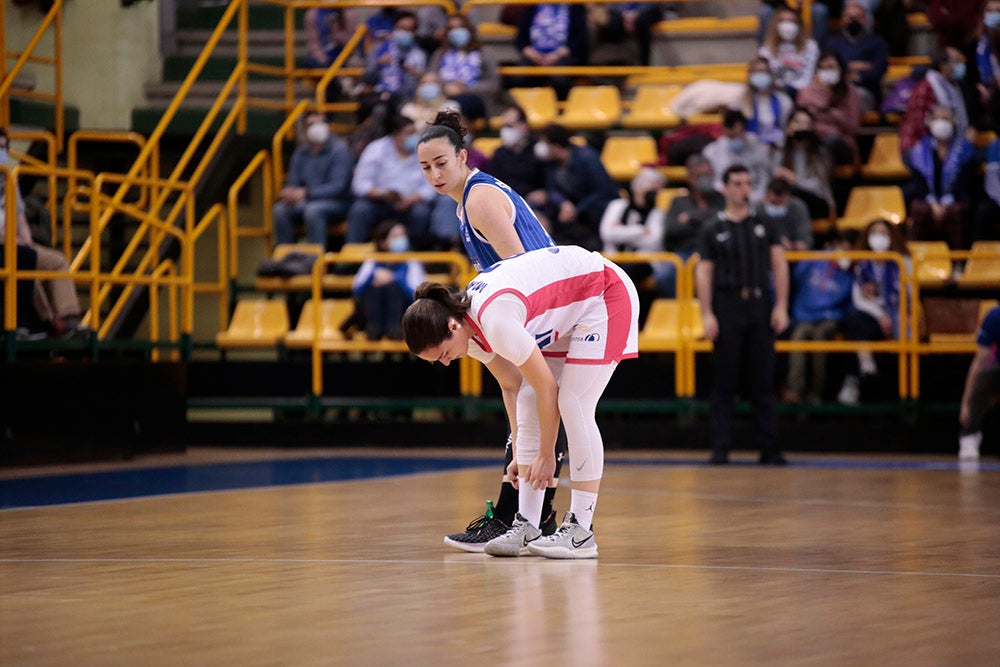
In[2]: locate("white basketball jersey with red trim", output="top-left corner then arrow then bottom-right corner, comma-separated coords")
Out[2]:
463,246 -> 639,365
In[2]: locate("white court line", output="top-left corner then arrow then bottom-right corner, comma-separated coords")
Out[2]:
2,557 -> 999,580
605,485 -> 1000,514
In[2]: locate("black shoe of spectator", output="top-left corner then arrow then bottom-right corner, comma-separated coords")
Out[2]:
708,453 -> 730,465
759,453 -> 789,466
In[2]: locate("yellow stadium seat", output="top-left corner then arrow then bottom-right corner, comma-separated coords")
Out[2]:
285,298 -> 354,349
601,135 -> 658,182
652,16 -> 758,34
958,242 -> 1000,288
836,186 -> 906,231
476,22 -> 516,38
907,241 -> 953,287
472,136 -> 502,159
557,86 -> 622,131
638,299 -> 682,352
862,134 -> 910,181
508,87 -> 558,130
621,85 -> 683,130
216,299 -> 290,349
907,12 -> 930,28
658,165 -> 687,183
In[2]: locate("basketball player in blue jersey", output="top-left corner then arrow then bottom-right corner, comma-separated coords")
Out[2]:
417,110 -> 566,551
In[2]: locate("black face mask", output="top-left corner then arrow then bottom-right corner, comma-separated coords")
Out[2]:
845,20 -> 863,37
792,129 -> 815,143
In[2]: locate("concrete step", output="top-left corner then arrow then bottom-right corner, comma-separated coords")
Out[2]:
174,28 -> 304,59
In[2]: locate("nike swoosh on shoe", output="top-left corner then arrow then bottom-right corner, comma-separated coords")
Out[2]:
572,535 -> 593,548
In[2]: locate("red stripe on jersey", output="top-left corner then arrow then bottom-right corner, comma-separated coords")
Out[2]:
475,271 -> 607,324
462,314 -> 492,353
601,265 -> 635,361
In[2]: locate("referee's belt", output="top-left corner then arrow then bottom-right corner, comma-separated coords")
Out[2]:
718,286 -> 764,300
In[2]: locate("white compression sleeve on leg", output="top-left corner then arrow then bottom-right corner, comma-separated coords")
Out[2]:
558,363 -> 617,483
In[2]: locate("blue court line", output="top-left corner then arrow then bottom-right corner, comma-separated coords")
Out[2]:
2,455 -> 998,510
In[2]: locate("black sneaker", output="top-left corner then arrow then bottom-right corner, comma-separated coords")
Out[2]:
540,509 -> 558,536
443,501 -> 511,553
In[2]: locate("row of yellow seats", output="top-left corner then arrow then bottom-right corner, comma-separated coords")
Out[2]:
216,297 -> 408,352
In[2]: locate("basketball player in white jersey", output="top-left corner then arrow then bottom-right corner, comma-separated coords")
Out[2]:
403,246 -> 640,558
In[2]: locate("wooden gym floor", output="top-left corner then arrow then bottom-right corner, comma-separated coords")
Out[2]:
2,448 -> 999,666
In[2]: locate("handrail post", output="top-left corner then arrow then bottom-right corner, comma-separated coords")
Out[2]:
238,0 -> 248,134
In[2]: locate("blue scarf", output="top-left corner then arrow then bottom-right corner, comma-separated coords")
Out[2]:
977,35 -> 998,85
530,4 -> 569,54
909,135 -> 973,200
747,93 -> 784,147
856,260 -> 901,336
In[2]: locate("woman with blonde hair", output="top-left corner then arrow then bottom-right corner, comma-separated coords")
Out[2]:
758,4 -> 820,96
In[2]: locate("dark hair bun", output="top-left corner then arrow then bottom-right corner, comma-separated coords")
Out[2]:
431,110 -> 467,141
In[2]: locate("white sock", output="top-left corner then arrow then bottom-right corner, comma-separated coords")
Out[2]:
570,490 -> 599,531
518,484 -> 545,527
858,351 -> 877,376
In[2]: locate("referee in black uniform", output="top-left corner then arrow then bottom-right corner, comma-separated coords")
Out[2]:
695,165 -> 790,465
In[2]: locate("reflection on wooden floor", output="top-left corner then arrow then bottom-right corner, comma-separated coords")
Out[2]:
2,450 -> 1000,665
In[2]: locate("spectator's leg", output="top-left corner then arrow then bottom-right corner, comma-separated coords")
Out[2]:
272,201 -> 301,245
302,199 -> 350,248
811,319 -> 841,400
32,245 -> 80,320
345,197 -> 389,244
550,55 -> 576,101
634,5 -> 664,67
404,199 -> 434,250
907,199 -> 937,241
944,202 -> 971,250
973,200 -> 1000,242
786,322 -> 813,401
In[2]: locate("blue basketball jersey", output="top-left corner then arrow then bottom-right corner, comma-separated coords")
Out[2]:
459,169 -> 554,271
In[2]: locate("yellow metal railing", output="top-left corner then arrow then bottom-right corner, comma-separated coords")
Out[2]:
0,0 -> 64,150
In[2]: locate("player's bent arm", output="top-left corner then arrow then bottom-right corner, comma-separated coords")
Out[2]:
517,347 -> 560,461
485,354 -> 526,454
465,185 -> 524,259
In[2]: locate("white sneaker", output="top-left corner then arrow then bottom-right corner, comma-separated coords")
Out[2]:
526,512 -> 598,560
837,376 -> 860,406
959,432 -> 982,460
483,513 -> 541,557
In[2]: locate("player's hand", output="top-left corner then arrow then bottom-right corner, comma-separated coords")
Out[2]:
506,460 -> 519,489
526,455 -> 555,491
771,306 -> 788,334
702,311 -> 719,340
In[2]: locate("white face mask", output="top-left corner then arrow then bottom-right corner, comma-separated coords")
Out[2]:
499,126 -> 524,148
929,118 -> 954,142
837,258 -> 852,271
763,203 -> 788,218
533,141 -> 550,161
749,71 -> 772,91
868,233 -> 891,252
777,20 -> 800,41
817,68 -> 841,86
306,121 -> 330,145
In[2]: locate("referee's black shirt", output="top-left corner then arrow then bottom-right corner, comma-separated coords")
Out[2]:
697,211 -> 781,293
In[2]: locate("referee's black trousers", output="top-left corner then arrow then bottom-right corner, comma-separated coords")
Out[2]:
709,292 -> 780,458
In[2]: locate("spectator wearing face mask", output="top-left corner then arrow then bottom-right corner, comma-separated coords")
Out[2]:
351,220 -> 426,341
739,56 -> 794,150
428,13 -> 488,100
658,154 -> 725,297
405,71 -> 450,127
758,4 -> 820,97
837,218 -> 909,406
272,113 -> 354,248
490,104 -> 548,207
962,0 -> 1000,130
774,107 -> 835,221
796,50 -> 862,165
347,113 -> 437,247
905,105 -> 979,249
758,177 -> 813,250
702,109 -> 772,204
783,230 -> 855,405
365,11 -> 427,99
599,167 -> 666,288
533,123 -> 619,250
899,48 -> 970,155
758,0 -> 838,45
823,1 -> 889,113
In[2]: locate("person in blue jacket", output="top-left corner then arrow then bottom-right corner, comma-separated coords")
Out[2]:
351,220 -> 425,341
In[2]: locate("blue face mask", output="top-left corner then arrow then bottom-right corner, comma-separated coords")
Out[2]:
0,147 -> 7,166
393,30 -> 414,49
986,12 -> 1000,29
763,203 -> 788,218
387,235 -> 410,253
448,27 -> 471,48
417,82 -> 441,102
729,137 -> 745,153
951,61 -> 966,82
403,134 -> 419,154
